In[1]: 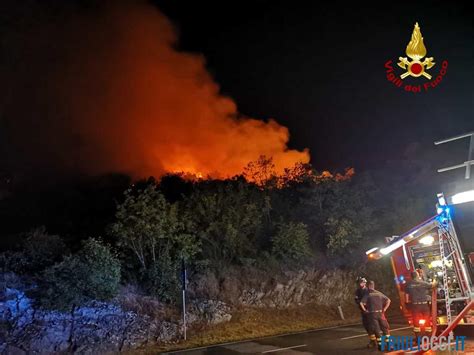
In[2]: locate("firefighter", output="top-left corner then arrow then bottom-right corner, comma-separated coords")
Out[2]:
415,264 -> 427,281
405,271 -> 434,336
354,277 -> 370,344
360,280 -> 391,349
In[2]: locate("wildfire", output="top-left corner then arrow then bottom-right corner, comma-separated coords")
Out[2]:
2,1 -> 310,179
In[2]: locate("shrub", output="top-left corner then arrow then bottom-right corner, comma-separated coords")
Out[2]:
272,221 -> 311,261
39,238 -> 121,310
145,256 -> 180,303
325,217 -> 360,255
3,227 -> 66,275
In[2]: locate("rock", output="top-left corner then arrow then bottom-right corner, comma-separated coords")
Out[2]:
0,266 -> 359,352
238,289 -> 265,307
188,299 -> 232,325
0,285 -> 180,353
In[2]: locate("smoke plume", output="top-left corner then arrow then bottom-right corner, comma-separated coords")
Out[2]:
0,0 -> 309,179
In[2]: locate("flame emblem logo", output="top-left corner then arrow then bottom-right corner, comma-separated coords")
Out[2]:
398,22 -> 435,79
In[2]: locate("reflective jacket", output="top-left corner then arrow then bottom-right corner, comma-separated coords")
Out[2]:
405,279 -> 432,303
361,289 -> 390,312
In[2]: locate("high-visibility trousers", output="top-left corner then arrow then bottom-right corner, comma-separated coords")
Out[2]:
411,303 -> 432,334
367,312 -> 390,346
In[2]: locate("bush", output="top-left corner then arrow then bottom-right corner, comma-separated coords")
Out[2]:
2,227 -> 66,275
272,221 -> 311,261
325,217 -> 360,255
39,238 -> 121,310
145,255 -> 180,303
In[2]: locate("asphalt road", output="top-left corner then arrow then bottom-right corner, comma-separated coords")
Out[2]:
162,315 -> 413,355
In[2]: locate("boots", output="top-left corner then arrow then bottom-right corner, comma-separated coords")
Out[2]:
367,340 -> 378,349
367,335 -> 377,348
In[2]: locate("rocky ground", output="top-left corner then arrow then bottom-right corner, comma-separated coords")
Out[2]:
0,285 -> 232,353
0,262 -> 394,353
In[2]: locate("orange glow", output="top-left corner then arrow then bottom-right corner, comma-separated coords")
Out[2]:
4,1 -> 309,179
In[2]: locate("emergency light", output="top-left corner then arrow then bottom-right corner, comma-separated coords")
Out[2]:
380,238 -> 406,255
451,190 -> 474,205
419,235 -> 434,246
365,247 -> 378,255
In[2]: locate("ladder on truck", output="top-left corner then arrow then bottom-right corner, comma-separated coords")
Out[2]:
436,208 -> 473,327
435,131 -> 474,331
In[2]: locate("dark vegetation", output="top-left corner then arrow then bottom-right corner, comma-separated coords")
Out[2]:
0,158 -> 436,311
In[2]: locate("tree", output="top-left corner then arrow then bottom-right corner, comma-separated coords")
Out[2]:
243,155 -> 278,188
110,184 -> 199,270
109,184 -> 200,301
325,217 -> 358,254
293,171 -> 376,261
272,221 -> 311,261
185,179 -> 271,265
279,162 -> 315,187
39,238 -> 121,310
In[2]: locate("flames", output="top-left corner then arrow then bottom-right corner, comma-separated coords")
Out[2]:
406,22 -> 427,60
1,1 -> 309,179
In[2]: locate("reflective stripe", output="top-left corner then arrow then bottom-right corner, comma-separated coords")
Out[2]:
413,327 -> 420,331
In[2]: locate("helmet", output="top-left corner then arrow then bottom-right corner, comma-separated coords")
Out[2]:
357,277 -> 367,283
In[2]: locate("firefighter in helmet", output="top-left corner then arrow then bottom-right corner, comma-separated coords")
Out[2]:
354,277 -> 370,344
360,280 -> 391,349
405,271 -> 434,336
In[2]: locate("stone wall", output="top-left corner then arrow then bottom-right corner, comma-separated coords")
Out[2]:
0,263 -> 394,353
0,287 -> 178,353
0,276 -> 232,353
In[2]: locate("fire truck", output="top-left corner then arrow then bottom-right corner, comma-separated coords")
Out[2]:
366,132 -> 474,336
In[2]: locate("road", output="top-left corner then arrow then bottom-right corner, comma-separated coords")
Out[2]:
162,315 -> 413,355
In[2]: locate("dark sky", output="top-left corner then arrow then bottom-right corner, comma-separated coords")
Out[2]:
156,1 -> 473,171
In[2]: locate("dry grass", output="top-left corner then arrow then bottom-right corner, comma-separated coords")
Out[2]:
125,262 -> 400,354
132,303 -> 360,354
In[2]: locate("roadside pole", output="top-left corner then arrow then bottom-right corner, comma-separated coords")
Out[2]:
182,258 -> 187,340
337,305 -> 345,320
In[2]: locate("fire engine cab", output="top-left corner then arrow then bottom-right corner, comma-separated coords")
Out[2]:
366,188 -> 474,335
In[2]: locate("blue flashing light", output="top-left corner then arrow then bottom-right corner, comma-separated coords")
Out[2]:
395,275 -> 405,285
436,205 -> 451,224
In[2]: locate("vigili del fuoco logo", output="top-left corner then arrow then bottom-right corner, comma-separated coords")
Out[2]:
385,22 -> 448,94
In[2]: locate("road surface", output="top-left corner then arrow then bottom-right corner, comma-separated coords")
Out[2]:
162,315 -> 413,355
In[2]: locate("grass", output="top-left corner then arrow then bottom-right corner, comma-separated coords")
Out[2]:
131,303 -> 361,354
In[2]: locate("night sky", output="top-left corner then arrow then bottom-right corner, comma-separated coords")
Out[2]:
1,0 -> 473,183
157,1 -> 473,171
